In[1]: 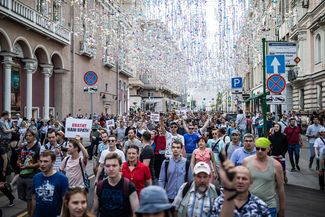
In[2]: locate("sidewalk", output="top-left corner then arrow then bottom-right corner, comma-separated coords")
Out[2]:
285,146 -> 320,190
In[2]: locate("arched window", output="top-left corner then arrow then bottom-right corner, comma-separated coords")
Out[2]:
315,34 -> 322,63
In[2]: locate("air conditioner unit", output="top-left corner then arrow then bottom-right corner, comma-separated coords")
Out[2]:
302,0 -> 309,8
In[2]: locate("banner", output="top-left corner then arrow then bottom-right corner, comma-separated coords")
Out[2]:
150,113 -> 160,122
106,119 -> 115,128
65,118 -> 92,138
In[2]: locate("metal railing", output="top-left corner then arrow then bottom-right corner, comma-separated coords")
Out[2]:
0,0 -> 71,44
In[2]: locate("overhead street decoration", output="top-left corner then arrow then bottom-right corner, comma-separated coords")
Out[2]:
266,55 -> 285,74
266,74 -> 286,94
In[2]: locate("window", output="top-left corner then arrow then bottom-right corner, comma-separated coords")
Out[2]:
148,91 -> 153,97
53,0 -> 62,22
315,34 -> 322,63
317,84 -> 322,109
105,83 -> 108,92
299,89 -> 304,110
36,0 -> 48,16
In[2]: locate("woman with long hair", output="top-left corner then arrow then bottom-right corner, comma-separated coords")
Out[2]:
61,187 -> 94,217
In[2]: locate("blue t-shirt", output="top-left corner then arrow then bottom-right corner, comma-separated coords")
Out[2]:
184,133 -> 199,153
32,171 -> 69,217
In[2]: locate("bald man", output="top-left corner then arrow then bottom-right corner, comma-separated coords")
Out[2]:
211,166 -> 270,217
243,137 -> 285,217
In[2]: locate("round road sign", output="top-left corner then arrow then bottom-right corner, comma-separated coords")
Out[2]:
267,74 -> 286,94
83,71 -> 98,86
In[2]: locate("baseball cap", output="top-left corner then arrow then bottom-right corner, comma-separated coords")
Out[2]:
256,137 -> 271,148
231,129 -> 240,135
193,162 -> 211,175
319,127 -> 325,133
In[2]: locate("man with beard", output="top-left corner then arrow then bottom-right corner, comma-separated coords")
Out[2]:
284,118 -> 302,171
211,166 -> 270,217
172,162 -> 219,217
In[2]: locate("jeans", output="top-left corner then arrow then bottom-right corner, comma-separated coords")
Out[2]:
239,128 -> 246,143
268,208 -> 277,217
288,144 -> 300,169
257,128 -> 263,137
309,142 -> 315,165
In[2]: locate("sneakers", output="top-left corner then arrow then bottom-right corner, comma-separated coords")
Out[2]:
291,168 -> 296,172
296,165 -> 300,171
309,162 -> 312,169
9,200 -> 14,207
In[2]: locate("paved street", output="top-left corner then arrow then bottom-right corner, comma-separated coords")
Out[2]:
1,146 -> 324,217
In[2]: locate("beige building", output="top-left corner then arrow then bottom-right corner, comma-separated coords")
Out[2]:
0,0 -> 132,120
279,0 -> 325,113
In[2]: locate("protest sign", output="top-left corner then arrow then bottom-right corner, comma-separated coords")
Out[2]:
106,119 -> 115,128
65,118 -> 92,138
150,113 -> 160,122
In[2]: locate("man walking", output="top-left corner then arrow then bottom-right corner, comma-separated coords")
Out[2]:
225,130 -> 242,159
230,133 -> 256,166
31,150 -> 68,217
306,117 -> 322,169
17,128 -> 40,217
158,139 -> 192,203
243,137 -> 285,217
284,118 -> 302,171
92,153 -> 139,217
235,109 -> 247,142
173,162 -> 219,217
40,129 -> 63,171
211,166 -> 270,217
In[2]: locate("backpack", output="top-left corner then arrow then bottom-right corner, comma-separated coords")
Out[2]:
96,177 -> 131,213
164,158 -> 190,185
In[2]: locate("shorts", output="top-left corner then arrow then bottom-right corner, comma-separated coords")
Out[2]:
17,176 -> 33,201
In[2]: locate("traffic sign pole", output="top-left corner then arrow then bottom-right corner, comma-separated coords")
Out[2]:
262,38 -> 267,136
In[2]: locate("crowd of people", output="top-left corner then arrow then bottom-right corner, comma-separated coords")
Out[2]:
0,108 -> 324,217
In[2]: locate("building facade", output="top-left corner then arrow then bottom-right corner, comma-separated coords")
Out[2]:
0,0 -> 132,120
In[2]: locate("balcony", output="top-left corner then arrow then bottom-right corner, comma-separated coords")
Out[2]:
0,0 -> 71,45
119,62 -> 134,78
103,54 -> 115,68
80,40 -> 96,58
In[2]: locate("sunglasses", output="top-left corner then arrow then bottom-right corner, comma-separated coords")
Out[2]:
108,140 -> 116,142
188,128 -> 194,130
256,147 -> 267,151
244,140 -> 253,142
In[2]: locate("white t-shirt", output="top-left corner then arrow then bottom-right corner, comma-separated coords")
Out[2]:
314,137 -> 325,157
99,148 -> 126,165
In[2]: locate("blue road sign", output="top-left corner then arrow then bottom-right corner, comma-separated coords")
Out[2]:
266,55 -> 285,74
231,77 -> 243,89
266,74 -> 286,94
83,71 -> 98,86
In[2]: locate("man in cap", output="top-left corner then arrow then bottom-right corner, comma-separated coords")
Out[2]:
172,162 -> 219,217
225,129 -> 242,159
243,137 -> 285,217
284,117 -> 302,171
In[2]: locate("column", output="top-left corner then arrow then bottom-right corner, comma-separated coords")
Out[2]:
40,64 -> 53,120
1,54 -> 13,113
22,59 -> 37,120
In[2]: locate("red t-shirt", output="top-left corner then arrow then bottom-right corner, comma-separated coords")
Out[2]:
121,161 -> 151,196
284,126 -> 301,144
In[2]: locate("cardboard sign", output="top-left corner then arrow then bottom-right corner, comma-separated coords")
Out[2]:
106,119 -> 115,128
150,113 -> 160,122
65,118 -> 92,138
